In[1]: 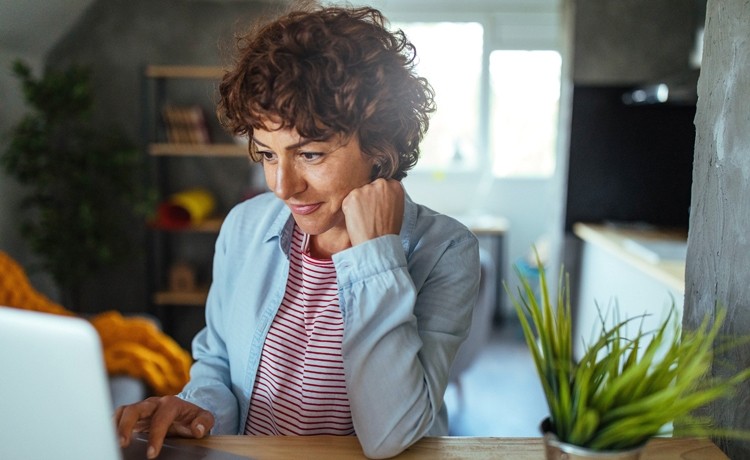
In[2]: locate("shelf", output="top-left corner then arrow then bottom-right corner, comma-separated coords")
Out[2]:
153,289 -> 209,307
184,217 -> 224,233
151,217 -> 224,233
145,65 -> 225,79
149,143 -> 248,157
144,63 -> 249,335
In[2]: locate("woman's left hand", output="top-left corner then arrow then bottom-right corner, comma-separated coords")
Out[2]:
342,178 -> 404,246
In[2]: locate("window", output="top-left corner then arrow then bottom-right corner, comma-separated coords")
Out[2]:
393,22 -> 484,171
394,11 -> 561,178
489,50 -> 561,177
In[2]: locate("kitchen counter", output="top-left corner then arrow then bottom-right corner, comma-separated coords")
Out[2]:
573,222 -> 687,294
571,222 -> 688,358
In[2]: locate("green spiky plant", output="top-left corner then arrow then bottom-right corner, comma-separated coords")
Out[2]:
506,255 -> 750,452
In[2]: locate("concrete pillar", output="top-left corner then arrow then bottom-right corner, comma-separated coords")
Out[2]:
684,0 -> 750,457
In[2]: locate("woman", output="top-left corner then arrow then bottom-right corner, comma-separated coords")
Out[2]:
116,4 -> 480,459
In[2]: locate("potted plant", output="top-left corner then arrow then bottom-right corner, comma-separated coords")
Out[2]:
1,60 -> 153,309
507,255 -> 750,459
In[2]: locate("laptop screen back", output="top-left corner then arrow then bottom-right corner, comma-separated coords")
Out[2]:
0,306 -> 122,460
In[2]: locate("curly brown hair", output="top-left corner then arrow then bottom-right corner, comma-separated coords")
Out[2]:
217,4 -> 435,180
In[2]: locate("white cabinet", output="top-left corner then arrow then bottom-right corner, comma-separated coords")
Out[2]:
572,223 -> 686,360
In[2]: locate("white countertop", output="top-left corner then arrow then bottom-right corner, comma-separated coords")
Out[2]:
573,222 -> 687,294
451,213 -> 509,235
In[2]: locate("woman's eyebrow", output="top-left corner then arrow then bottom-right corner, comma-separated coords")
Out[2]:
251,136 -> 324,151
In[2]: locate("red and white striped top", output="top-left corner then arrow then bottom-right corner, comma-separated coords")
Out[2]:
244,226 -> 353,435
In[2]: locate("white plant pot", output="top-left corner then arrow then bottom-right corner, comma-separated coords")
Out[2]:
541,418 -> 646,460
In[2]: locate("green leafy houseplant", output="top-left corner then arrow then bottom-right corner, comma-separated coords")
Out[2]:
1,60 -> 153,309
507,256 -> 750,454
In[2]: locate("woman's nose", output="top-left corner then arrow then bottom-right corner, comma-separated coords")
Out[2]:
272,161 -> 304,200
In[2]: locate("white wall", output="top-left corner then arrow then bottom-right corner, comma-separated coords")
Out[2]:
404,173 -> 559,314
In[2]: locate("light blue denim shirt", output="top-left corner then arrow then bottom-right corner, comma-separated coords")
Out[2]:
178,191 -> 480,458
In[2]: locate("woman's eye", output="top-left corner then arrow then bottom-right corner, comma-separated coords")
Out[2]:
300,151 -> 323,161
259,150 -> 275,161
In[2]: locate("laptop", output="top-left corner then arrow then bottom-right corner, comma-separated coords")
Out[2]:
0,306 -> 249,460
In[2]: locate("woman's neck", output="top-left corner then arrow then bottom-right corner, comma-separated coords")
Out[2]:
309,230 -> 351,259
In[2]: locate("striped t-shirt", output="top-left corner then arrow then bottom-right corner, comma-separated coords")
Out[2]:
244,226 -> 353,435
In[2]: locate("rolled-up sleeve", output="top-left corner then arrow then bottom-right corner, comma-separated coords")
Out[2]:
334,229 -> 480,459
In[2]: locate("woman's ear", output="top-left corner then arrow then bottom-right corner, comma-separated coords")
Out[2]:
363,147 -> 385,181
367,146 -> 399,181
370,164 -> 383,181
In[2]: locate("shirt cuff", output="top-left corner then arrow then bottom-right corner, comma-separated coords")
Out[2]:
332,234 -> 407,286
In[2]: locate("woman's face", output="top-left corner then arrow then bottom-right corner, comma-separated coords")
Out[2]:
253,122 -> 374,249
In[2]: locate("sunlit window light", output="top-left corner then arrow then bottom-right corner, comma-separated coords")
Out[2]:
490,50 -> 561,178
394,22 -> 484,171
394,21 -> 561,178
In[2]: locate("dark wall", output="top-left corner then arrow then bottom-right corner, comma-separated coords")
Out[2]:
564,86 -> 696,230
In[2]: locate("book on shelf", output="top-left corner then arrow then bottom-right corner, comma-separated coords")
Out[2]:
161,105 -> 211,144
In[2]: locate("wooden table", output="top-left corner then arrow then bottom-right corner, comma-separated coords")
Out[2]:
180,435 -> 728,459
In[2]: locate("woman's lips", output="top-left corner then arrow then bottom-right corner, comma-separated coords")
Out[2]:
288,203 -> 322,215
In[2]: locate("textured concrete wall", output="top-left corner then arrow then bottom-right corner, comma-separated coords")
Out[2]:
684,0 -> 750,457
572,0 -> 698,85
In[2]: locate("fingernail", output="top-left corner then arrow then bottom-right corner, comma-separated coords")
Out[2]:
196,424 -> 205,436
147,446 -> 156,459
119,436 -> 126,447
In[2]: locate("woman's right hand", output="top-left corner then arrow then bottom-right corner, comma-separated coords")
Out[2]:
342,178 -> 405,247
114,395 -> 215,459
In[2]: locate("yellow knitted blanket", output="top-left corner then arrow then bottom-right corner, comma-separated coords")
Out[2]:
0,251 -> 192,395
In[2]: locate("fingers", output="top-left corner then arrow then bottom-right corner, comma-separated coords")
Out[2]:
114,396 -> 215,459
115,397 -> 160,447
145,396 -> 181,458
190,411 -> 215,438
127,396 -> 215,459
343,178 -> 404,245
